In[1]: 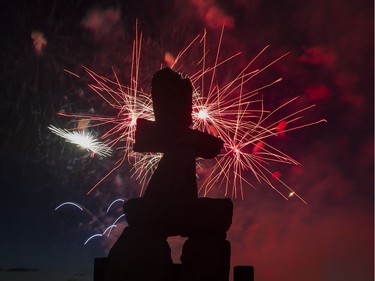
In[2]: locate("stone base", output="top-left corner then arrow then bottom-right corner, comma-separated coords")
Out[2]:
105,197 -> 233,281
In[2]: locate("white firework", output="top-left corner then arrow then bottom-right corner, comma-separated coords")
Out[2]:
48,125 -> 112,157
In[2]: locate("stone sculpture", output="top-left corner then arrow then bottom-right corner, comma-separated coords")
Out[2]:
105,68 -> 233,281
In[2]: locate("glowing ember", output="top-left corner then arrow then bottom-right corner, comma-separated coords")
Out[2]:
197,108 -> 209,120
31,31 -> 47,56
231,145 -> 240,154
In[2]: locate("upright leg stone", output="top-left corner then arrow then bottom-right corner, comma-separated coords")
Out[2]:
106,227 -> 173,281
180,235 -> 231,281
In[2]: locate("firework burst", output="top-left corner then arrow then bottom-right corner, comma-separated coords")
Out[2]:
50,26 -> 326,203
198,95 -> 325,202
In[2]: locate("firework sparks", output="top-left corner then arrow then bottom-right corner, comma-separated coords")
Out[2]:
51,26 -> 326,203
56,25 -> 156,195
198,94 -> 326,201
169,27 -> 326,201
48,125 -> 112,157
130,152 -> 163,194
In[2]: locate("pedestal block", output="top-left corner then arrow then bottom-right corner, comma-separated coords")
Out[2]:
105,197 -> 233,281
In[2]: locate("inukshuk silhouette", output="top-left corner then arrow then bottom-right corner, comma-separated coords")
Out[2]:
105,68 -> 233,281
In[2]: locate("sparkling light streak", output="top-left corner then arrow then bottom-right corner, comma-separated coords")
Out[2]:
84,234 -> 102,245
48,125 -> 112,157
103,225 -> 117,236
106,199 -> 125,213
84,213 -> 126,245
55,202 -> 83,211
130,152 -> 163,194
55,201 -> 99,224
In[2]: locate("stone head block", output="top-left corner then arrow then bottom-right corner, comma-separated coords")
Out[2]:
151,67 -> 193,127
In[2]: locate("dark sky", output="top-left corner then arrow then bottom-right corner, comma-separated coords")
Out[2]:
0,1 -> 373,281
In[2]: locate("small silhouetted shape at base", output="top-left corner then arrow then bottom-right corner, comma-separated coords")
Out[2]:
172,263 -> 182,280
94,257 -> 108,281
94,259 -> 252,281
233,266 -> 254,281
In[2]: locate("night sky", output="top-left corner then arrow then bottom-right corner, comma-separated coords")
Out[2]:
0,1 -> 373,281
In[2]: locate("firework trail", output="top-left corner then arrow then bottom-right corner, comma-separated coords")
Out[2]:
84,212 -> 125,245
50,26 -> 326,203
55,198 -> 127,245
55,201 -> 84,211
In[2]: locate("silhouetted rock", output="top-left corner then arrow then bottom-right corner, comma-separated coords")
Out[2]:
94,258 -> 108,281
233,266 -> 254,281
